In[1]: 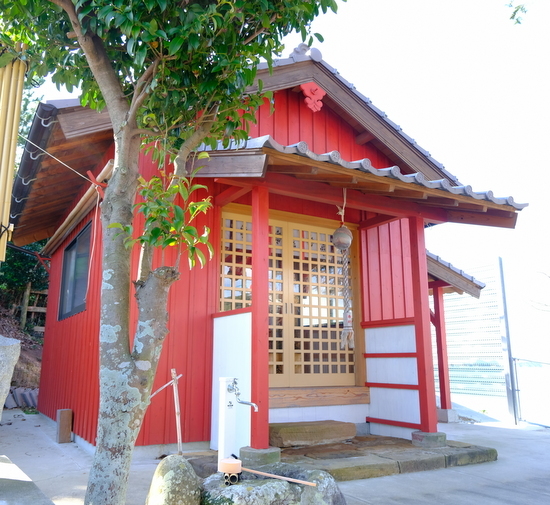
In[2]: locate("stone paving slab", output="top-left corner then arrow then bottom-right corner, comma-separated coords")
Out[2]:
0,455 -> 54,505
186,435 -> 497,483
298,454 -> 401,481
277,436 -> 498,482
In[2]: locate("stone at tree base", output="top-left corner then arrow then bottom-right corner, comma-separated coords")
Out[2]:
0,335 -> 21,423
201,462 -> 346,505
145,454 -> 202,505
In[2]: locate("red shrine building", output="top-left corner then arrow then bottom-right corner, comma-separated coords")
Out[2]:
10,45 -> 525,450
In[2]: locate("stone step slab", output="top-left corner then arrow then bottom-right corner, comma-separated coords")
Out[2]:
269,420 -> 356,448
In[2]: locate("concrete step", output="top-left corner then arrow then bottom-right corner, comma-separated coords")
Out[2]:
269,420 -> 356,447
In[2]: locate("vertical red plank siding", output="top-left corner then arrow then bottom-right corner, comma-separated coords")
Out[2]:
38,213 -> 101,445
136,178 -> 217,446
389,221 -> 406,319
286,91 -> 301,144
408,216 -> 438,433
360,229 -> 371,322
360,218 -> 416,325
378,224 -> 393,320
366,227 -> 382,320
256,90 -> 392,168
401,219 -> 415,318
272,91 -> 289,146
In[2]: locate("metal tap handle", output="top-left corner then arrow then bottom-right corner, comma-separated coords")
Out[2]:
227,378 -> 258,412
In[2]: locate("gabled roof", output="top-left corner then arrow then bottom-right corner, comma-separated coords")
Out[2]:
10,100 -> 112,246
10,47 -> 526,247
252,44 -> 458,183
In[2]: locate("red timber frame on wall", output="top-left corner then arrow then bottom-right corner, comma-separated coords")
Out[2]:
409,216 -> 438,433
251,186 -> 270,448
430,281 -> 452,411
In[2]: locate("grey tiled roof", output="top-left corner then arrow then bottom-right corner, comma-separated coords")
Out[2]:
426,251 -> 486,290
203,135 -> 527,211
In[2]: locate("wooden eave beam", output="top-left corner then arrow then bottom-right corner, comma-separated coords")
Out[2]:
446,209 -> 518,229
11,227 -> 57,247
214,185 -> 252,207
353,181 -> 396,193
389,189 -> 428,200
190,152 -> 267,177
295,173 -> 358,184
355,130 -> 375,145
268,165 -> 318,175
359,214 -> 399,230
216,172 -> 448,222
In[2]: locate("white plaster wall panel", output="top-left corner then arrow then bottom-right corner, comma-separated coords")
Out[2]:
211,312 -> 252,450
369,423 -> 414,440
366,357 -> 418,385
369,387 -> 420,424
269,404 -> 368,424
364,325 -> 416,353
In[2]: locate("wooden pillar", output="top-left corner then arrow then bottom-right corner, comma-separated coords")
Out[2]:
251,186 -> 270,448
408,216 -> 438,433
433,285 -> 452,410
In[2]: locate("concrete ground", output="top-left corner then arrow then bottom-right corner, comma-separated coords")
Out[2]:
1,408 -> 549,505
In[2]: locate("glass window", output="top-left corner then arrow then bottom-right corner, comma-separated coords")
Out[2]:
59,223 -> 91,319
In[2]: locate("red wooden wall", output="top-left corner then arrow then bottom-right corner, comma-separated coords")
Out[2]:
38,213 -> 101,444
252,90 -> 391,167
38,85 -> 418,446
360,219 -> 415,324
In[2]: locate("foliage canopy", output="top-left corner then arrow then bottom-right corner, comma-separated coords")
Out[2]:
1,0 -> 340,160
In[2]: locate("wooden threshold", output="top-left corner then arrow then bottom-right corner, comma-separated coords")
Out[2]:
269,386 -> 370,409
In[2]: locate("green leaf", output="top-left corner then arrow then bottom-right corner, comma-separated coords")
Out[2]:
168,36 -> 185,55
134,44 -> 147,67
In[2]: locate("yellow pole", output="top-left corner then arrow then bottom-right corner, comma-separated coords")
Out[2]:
0,43 -> 27,261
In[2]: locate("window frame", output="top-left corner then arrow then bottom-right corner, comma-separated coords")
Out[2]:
58,222 -> 92,320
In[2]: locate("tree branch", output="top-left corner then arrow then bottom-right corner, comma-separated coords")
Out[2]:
128,58 -> 160,125
243,14 -> 278,44
173,104 -> 220,178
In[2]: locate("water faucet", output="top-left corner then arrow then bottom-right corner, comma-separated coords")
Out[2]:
227,378 -> 258,412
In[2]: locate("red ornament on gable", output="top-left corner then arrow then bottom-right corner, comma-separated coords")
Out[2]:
299,82 -> 327,112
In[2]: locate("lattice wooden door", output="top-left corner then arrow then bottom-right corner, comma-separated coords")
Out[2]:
221,210 -> 355,388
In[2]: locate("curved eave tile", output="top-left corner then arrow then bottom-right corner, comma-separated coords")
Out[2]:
203,135 -> 527,211
255,137 -> 527,211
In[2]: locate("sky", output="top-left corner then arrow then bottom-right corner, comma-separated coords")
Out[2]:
42,1 -> 550,361
281,0 -> 550,362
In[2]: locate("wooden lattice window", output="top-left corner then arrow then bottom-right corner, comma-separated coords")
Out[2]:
220,215 -> 253,312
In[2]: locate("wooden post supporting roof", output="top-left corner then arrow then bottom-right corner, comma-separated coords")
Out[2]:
408,216 -> 438,433
251,186 -> 270,448
432,284 -> 452,411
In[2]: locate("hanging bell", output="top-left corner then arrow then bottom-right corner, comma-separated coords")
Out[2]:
332,225 -> 353,251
